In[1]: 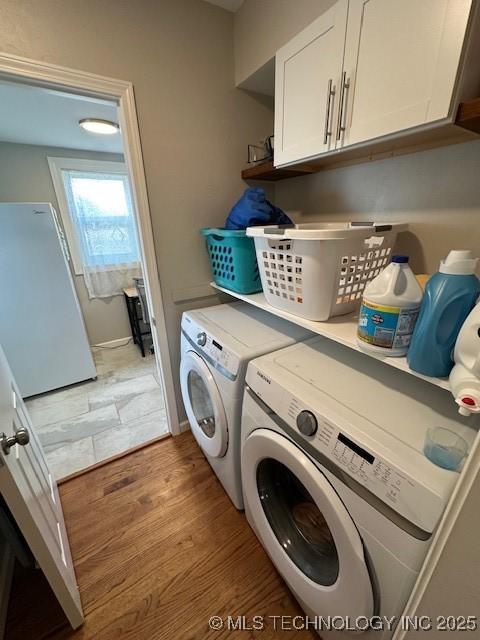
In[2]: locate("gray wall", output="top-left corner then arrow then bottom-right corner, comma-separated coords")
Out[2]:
275,140 -> 480,275
0,141 -> 131,345
234,0 -> 335,85
0,0 -> 273,420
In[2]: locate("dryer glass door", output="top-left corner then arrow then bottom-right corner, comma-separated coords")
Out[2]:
242,428 -> 374,622
180,351 -> 228,457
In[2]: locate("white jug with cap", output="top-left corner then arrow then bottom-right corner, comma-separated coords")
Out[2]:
357,255 -> 423,357
450,300 -> 480,415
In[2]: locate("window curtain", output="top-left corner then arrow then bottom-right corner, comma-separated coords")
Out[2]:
62,170 -> 141,299
82,262 -> 141,299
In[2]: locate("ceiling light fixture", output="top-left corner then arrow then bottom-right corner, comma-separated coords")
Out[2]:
79,118 -> 119,135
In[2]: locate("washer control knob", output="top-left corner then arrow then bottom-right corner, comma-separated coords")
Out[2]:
296,410 -> 318,437
197,332 -> 207,347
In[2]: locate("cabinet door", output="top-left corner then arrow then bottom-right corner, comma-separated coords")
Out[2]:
341,0 -> 473,148
274,0 -> 348,167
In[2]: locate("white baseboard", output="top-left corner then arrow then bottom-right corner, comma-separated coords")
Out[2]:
178,419 -> 190,434
93,336 -> 132,348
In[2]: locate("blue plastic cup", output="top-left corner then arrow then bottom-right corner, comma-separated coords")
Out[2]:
424,427 -> 468,471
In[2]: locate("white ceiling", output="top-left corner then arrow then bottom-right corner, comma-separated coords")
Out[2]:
0,81 -> 124,154
203,0 -> 244,12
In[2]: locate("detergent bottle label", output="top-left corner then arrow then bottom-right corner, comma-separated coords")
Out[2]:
357,300 -> 420,350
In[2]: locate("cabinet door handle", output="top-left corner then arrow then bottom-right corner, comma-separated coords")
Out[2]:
336,72 -> 350,141
323,79 -> 336,145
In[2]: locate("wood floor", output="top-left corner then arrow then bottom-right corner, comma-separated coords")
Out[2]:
8,432 -> 316,639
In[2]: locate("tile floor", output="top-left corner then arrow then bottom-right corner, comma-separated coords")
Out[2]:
25,342 -> 169,479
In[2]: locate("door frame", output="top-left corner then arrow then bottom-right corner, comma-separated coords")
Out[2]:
0,51 -> 180,436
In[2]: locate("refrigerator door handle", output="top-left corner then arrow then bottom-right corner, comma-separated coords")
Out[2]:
51,206 -> 70,263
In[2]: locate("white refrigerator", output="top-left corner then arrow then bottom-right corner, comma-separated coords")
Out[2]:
0,203 -> 96,397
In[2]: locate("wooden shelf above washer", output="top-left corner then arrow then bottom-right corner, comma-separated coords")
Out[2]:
456,97 -> 480,134
241,98 -> 480,182
241,160 -> 316,181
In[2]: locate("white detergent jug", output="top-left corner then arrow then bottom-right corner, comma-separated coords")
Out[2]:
450,300 -> 480,416
357,255 -> 423,357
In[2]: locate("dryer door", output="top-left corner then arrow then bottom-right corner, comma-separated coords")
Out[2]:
242,429 -> 374,623
180,351 -> 228,457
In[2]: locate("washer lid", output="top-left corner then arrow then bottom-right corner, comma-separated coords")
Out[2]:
245,337 -> 475,533
184,302 -> 312,356
272,337 -> 477,454
242,428 -> 374,622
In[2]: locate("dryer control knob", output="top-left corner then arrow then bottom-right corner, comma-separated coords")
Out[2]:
296,410 -> 318,436
197,332 -> 207,347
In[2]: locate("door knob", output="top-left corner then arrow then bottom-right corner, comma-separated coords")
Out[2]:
1,427 -> 30,455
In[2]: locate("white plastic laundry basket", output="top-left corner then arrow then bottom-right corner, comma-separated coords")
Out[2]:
247,222 -> 408,321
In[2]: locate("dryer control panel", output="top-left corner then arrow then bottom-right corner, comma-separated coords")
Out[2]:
182,316 -> 240,379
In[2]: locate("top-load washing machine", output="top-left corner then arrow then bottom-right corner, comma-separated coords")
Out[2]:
241,336 -> 477,638
180,302 -> 312,509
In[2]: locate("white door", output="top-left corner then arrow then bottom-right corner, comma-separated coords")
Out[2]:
180,351 -> 228,458
0,345 -> 83,629
274,0 -> 348,167
242,429 -> 374,622
341,0 -> 472,147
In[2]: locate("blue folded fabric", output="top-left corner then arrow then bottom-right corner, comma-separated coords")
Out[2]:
225,187 -> 293,230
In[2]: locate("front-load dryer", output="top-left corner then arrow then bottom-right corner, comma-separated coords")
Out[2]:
180,302 -> 312,509
241,336 -> 477,638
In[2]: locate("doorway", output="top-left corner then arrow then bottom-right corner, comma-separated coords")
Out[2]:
0,54 -> 178,480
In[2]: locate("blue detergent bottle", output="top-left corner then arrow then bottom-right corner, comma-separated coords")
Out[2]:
407,250 -> 480,377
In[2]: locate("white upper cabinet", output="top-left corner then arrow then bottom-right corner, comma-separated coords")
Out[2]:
341,0 -> 473,148
274,0 -> 475,166
274,0 -> 348,166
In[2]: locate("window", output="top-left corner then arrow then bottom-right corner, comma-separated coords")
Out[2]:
63,169 -> 138,268
48,157 -> 140,275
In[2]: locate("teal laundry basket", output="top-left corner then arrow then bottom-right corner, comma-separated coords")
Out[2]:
201,228 -> 262,294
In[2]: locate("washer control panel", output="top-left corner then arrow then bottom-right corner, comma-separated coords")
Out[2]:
196,332 -> 207,347
296,410 -> 318,436
182,318 -> 240,378
328,430 -> 416,510
283,393 -> 435,530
